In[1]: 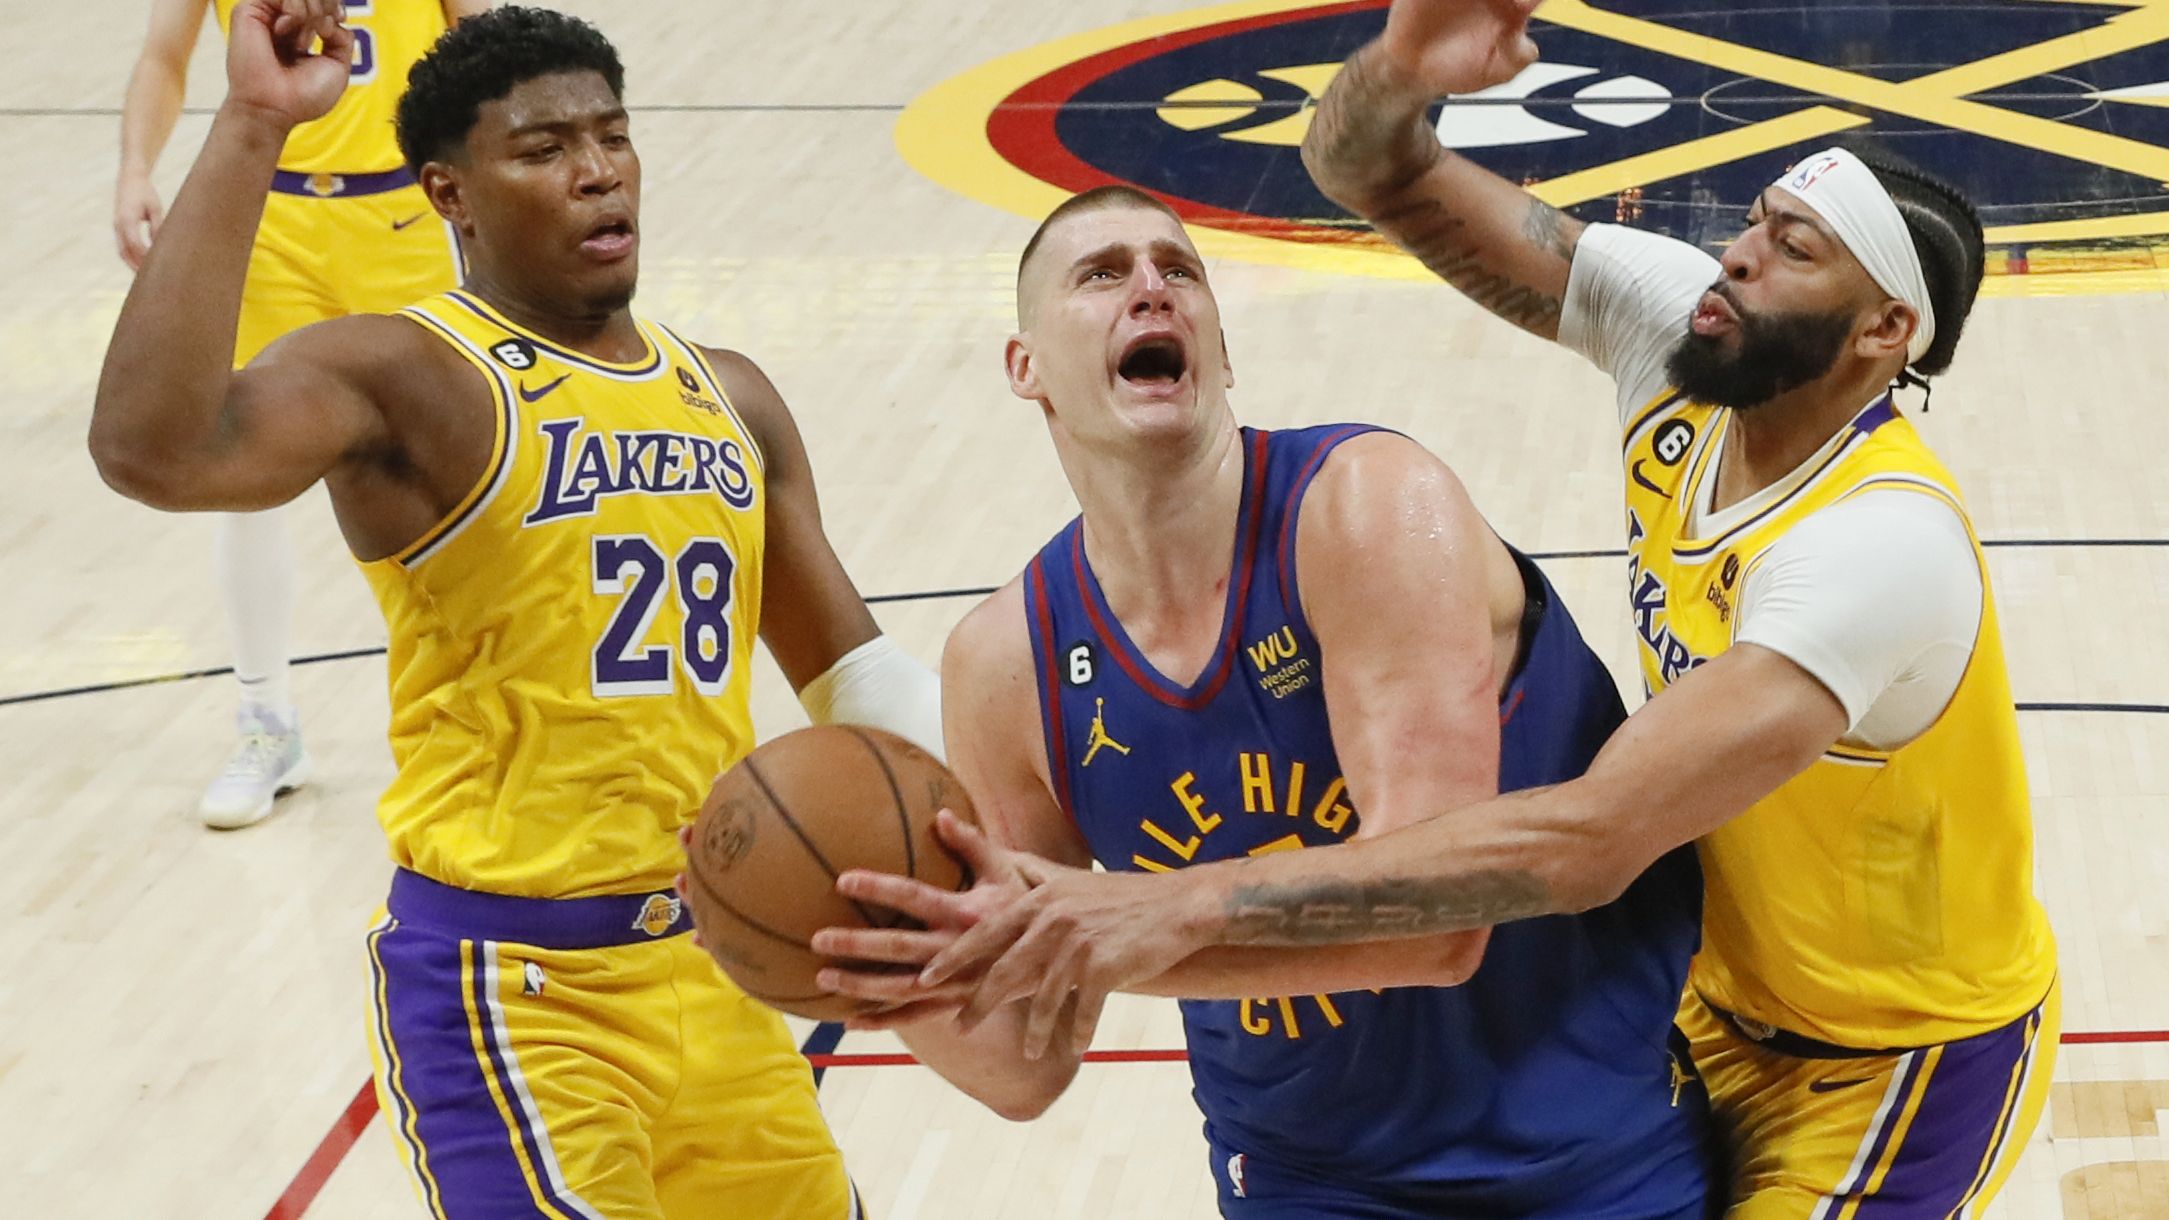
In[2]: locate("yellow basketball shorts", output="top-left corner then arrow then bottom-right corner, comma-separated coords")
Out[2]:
363,869 -> 857,1220
235,171 -> 460,368
1680,982 -> 2059,1219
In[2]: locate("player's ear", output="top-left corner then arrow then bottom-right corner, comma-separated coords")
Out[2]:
1005,334 -> 1041,401
418,161 -> 469,233
1856,299 -> 1915,363
1219,325 -> 1235,391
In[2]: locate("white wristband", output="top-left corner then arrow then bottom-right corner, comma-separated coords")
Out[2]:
796,635 -> 945,759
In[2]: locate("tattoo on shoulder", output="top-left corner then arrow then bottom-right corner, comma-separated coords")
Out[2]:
1521,199 -> 1581,262
1221,871 -> 1549,945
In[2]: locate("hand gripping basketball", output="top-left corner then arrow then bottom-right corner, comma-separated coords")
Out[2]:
678,726 -> 981,1022
809,810 -> 1047,1030
919,864 -> 1214,1061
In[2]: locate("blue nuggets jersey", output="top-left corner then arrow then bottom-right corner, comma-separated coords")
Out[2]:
1023,426 -> 1716,1217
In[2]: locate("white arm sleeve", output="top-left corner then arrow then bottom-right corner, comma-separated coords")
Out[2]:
1733,491 -> 1984,750
796,635 -> 946,760
1557,224 -> 1724,427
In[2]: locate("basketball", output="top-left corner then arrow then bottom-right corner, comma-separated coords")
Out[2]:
682,725 -> 978,1021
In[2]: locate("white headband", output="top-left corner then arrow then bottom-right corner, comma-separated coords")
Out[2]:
1774,148 -> 1935,365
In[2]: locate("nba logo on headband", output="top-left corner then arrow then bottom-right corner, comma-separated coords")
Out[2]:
1786,154 -> 1843,193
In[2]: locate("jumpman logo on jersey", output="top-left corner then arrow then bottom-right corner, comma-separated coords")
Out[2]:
1081,697 -> 1130,767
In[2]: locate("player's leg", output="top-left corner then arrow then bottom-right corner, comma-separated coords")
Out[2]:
1680,987 -> 2057,1217
364,915 -> 674,1219
1837,984 -> 2058,1218
652,938 -> 855,1220
1678,992 -> 1841,1218
199,192 -> 332,829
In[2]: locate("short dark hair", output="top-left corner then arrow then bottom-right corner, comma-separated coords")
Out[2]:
1843,142 -> 1985,376
1017,185 -> 1186,285
394,6 -> 626,175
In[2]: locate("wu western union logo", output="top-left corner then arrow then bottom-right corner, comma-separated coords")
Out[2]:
1246,625 -> 1312,699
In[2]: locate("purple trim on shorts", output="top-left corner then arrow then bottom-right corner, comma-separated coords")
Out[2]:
1848,1002 -> 2042,1215
372,921 -> 556,1215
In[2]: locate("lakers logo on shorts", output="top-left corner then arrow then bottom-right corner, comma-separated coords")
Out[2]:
305,172 -> 345,198
632,893 -> 683,937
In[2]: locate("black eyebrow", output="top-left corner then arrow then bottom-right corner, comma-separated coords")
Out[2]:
1754,189 -> 1838,246
505,106 -> 630,139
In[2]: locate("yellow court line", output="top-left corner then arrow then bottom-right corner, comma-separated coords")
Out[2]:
1905,1 -> 2169,96
1987,209 -> 2169,242
1542,0 -> 2169,184
1532,106 -> 1869,207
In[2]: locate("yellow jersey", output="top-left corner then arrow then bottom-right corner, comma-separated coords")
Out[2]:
214,0 -> 445,174
363,290 -> 767,898
1621,391 -> 2056,1048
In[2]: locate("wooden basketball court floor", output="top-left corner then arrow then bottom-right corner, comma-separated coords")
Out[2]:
4,1 -> 2167,1215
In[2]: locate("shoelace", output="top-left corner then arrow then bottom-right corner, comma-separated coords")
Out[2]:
222,730 -> 289,782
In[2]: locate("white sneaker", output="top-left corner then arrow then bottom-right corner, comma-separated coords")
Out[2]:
198,707 -> 313,830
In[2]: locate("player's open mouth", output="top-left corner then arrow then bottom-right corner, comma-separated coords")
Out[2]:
581,219 -> 636,259
1117,334 -> 1188,388
1691,288 -> 1738,337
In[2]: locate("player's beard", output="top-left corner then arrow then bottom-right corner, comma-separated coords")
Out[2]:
1666,299 -> 1853,411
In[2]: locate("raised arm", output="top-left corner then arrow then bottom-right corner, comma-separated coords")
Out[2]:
1302,0 -> 1583,338
93,0 -> 409,513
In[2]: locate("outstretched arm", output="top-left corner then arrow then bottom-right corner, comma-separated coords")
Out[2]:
1303,0 -> 1583,338
93,0 -> 401,512
913,642 -> 1845,1054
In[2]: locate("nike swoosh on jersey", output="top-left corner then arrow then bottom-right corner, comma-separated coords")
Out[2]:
518,373 -> 572,402
391,214 -> 425,231
1631,459 -> 1672,499
1806,1077 -> 1874,1093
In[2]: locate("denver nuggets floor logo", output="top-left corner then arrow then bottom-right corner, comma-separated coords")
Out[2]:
897,0 -> 2169,295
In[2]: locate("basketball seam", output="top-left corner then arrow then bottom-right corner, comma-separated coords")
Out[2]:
685,861 -> 814,952
685,843 -> 871,1020
739,756 -> 891,930
847,727 -> 918,882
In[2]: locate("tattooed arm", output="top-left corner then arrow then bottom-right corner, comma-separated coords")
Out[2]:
1209,643 -> 1844,945
1302,0 -> 1583,338
912,641 -> 1845,1057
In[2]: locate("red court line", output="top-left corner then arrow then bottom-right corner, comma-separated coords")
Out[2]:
266,1080 -> 377,1220
2060,1029 -> 2169,1045
273,1029 -> 2169,1218
806,1047 -> 1193,1068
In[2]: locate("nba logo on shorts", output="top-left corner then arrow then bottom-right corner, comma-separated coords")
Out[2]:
1226,1153 -> 1248,1198
633,893 -> 683,937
